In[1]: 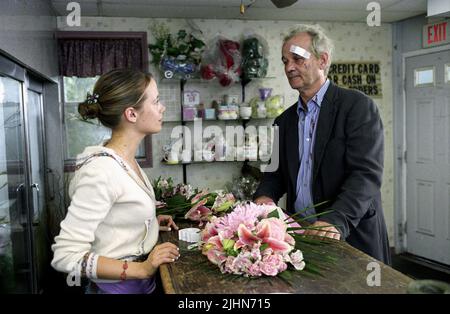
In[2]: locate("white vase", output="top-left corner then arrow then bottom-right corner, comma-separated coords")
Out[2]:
239,106 -> 252,119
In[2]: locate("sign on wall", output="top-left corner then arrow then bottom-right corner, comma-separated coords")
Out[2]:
423,21 -> 449,48
328,62 -> 382,97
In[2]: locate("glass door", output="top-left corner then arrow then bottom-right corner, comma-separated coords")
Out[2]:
0,73 -> 34,293
25,80 -> 48,293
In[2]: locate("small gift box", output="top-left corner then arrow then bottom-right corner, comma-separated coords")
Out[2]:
204,108 -> 216,120
178,228 -> 201,243
183,107 -> 197,121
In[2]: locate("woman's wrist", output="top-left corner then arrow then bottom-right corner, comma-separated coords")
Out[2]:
136,260 -> 155,279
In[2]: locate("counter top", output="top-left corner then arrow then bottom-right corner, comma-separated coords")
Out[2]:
158,222 -> 413,294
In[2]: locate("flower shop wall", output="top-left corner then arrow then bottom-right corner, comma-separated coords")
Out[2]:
57,17 -> 395,244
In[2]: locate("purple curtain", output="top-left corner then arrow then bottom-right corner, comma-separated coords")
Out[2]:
58,38 -> 143,77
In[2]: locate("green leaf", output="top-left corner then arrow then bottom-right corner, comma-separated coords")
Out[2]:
222,239 -> 235,251
214,200 -> 234,213
226,248 -> 238,257
267,209 -> 280,219
284,200 -> 331,221
165,194 -> 188,207
295,209 -> 336,222
278,270 -> 293,281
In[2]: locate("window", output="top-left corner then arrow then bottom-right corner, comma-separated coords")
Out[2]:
56,31 -> 152,170
414,66 -> 435,87
62,76 -> 147,159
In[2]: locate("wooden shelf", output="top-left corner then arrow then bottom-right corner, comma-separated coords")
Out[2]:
159,76 -> 277,184
159,76 -> 276,84
163,117 -> 275,123
161,159 -> 256,166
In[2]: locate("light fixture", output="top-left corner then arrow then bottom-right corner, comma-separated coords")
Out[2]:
270,0 -> 298,8
240,0 -> 256,15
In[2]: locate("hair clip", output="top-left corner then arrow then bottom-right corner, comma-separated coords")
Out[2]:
86,92 -> 100,104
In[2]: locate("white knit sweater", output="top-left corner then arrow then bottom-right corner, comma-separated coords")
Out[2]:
51,146 -> 159,282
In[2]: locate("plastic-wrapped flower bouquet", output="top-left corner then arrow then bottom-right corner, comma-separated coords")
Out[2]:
153,177 -> 236,224
200,202 -> 305,277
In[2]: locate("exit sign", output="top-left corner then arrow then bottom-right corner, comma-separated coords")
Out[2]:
423,21 -> 449,48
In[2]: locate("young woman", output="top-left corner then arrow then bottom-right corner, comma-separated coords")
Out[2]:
52,69 -> 179,294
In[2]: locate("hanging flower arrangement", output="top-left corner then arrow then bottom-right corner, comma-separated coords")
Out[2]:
148,23 -> 206,79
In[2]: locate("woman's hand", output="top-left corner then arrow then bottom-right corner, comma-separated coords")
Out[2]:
157,215 -> 179,232
140,242 -> 180,278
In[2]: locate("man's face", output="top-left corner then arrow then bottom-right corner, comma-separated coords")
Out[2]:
281,33 -> 324,93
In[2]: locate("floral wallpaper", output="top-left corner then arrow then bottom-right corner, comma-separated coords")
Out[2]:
57,16 -> 394,242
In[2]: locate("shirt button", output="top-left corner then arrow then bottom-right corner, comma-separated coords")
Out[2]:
306,138 -> 310,141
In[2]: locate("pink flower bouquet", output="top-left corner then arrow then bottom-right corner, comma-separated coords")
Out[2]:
200,202 -> 305,277
153,177 -> 236,223
184,190 -> 236,225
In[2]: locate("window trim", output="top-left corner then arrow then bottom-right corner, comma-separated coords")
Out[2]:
63,136 -> 152,172
57,31 -> 153,171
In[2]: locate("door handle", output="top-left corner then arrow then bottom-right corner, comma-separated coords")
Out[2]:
16,183 -> 24,193
16,183 -> 27,215
15,183 -> 28,225
31,183 -> 40,226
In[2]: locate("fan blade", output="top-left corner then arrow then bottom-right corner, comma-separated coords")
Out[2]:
270,0 -> 298,8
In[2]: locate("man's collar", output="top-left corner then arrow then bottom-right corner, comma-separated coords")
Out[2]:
297,79 -> 330,114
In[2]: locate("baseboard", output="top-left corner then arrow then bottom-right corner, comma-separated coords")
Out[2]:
395,253 -> 450,276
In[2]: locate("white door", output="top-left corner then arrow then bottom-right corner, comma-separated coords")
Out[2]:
405,49 -> 450,265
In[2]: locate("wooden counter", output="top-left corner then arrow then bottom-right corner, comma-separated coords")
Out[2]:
158,223 -> 413,294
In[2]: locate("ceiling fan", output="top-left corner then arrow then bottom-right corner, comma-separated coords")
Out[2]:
270,0 -> 298,8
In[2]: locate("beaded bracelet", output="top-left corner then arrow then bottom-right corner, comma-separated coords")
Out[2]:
80,252 -> 90,278
120,260 -> 128,281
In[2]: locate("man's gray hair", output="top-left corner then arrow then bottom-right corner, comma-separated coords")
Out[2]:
283,24 -> 334,75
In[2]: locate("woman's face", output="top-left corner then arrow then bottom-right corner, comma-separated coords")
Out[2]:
135,79 -> 166,134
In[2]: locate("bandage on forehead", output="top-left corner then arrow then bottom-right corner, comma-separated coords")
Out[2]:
290,45 -> 311,59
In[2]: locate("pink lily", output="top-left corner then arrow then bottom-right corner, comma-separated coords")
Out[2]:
201,219 -> 219,242
190,189 -> 209,204
184,199 -> 211,222
206,249 -> 227,266
236,218 -> 293,253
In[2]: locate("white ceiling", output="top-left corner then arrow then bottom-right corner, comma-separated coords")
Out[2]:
50,0 -> 428,23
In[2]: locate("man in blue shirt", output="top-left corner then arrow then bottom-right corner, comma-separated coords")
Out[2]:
254,24 -> 390,264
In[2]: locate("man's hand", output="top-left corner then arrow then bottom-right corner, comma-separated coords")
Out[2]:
303,220 -> 341,240
254,196 -> 275,206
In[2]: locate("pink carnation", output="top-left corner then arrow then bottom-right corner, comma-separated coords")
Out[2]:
259,261 -> 279,276
232,254 -> 253,275
248,263 -> 262,277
